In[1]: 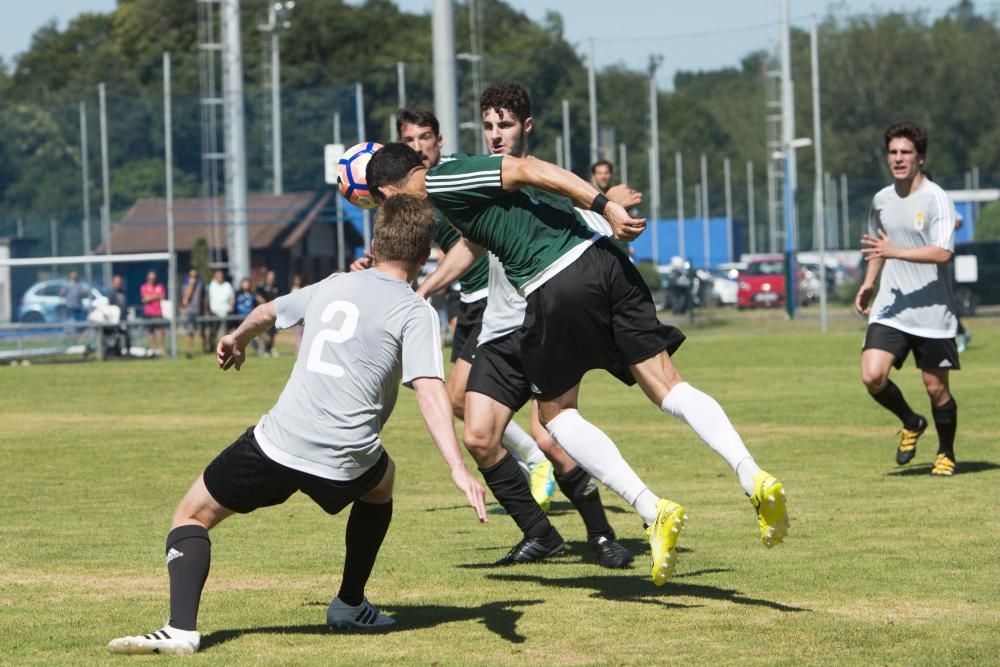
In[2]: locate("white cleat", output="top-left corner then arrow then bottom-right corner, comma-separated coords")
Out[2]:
327,597 -> 396,630
107,626 -> 200,655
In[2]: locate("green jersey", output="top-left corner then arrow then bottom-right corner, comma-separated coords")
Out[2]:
425,154 -> 597,293
431,209 -> 489,298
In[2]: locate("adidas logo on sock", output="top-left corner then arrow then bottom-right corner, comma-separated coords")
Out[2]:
166,548 -> 184,564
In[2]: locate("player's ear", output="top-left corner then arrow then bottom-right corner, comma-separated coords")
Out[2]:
523,117 -> 534,135
435,134 -> 443,149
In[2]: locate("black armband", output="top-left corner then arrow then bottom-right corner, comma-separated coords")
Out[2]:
590,192 -> 609,214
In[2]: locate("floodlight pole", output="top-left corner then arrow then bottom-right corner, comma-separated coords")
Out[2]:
747,160 -> 756,254
164,53 -> 178,359
648,56 -> 662,267
355,82 -> 371,250
780,0 -> 799,318
588,38 -> 599,165
562,99 -> 572,172
724,157 -> 733,262
432,0 -> 460,154
79,102 -> 93,285
675,152 -> 685,259
701,153 -> 709,268
397,61 -> 407,108
98,82 -> 112,287
840,174 -> 849,248
810,16 -> 828,333
222,0 -> 250,284
334,112 -> 346,272
618,143 -> 628,186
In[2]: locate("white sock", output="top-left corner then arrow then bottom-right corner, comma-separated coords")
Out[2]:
502,421 -> 547,465
632,489 -> 661,525
546,409 -> 654,520
661,382 -> 760,495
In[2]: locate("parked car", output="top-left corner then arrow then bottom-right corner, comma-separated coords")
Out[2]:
16,278 -> 108,323
708,268 -> 739,306
737,257 -> 785,309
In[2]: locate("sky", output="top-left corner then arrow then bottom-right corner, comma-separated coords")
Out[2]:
1,0 -> 984,87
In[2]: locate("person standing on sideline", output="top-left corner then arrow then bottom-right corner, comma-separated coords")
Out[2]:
106,194 -> 486,655
140,270 -> 166,354
255,270 -> 281,356
61,270 -> 89,322
207,270 -> 235,343
180,269 -> 205,359
590,160 -> 614,193
856,121 -> 960,476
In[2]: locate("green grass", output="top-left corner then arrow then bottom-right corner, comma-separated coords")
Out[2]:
2,313 -> 999,665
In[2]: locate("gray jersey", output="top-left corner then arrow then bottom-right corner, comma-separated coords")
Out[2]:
478,207 -> 614,345
254,269 -> 443,481
867,179 -> 957,338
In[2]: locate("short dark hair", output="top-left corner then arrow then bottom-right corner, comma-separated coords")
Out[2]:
366,143 -> 425,203
373,194 -> 436,266
397,107 -> 439,136
884,122 -> 928,156
480,82 -> 531,123
591,160 -> 613,174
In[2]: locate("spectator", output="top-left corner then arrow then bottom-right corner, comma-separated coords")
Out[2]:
107,274 -> 131,357
61,270 -> 89,322
255,269 -> 281,357
180,268 -> 205,359
291,273 -> 305,353
140,270 -> 166,354
590,160 -> 614,193
207,269 -> 235,344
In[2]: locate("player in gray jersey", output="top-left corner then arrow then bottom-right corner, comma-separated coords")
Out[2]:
108,196 -> 486,656
856,122 -> 960,476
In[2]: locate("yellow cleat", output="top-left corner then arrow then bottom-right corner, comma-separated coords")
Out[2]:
749,471 -> 789,548
896,416 -> 927,465
930,453 -> 956,477
645,499 -> 686,586
528,459 -> 556,513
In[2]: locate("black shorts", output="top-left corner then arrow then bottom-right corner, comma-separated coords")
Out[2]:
451,298 -> 486,364
522,238 -> 686,400
863,323 -> 960,372
466,331 -> 533,411
202,428 -> 390,515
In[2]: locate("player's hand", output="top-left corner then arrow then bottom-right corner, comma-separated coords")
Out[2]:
606,184 -> 643,209
604,201 -> 647,241
854,283 -> 875,316
451,465 -> 488,523
349,251 -> 374,272
217,333 -> 247,371
860,229 -> 896,260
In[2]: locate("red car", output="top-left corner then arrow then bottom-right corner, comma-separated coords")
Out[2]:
737,258 -> 786,309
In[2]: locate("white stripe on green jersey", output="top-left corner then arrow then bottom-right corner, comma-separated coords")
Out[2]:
867,179 -> 957,338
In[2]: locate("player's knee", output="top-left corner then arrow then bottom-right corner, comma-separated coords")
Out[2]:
463,424 -> 500,465
861,367 -> 888,392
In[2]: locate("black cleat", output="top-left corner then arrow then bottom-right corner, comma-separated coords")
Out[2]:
494,528 -> 565,566
589,535 -> 634,569
896,416 -> 927,465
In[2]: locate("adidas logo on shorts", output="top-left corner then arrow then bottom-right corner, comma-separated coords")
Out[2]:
939,359 -> 953,368
530,383 -> 541,394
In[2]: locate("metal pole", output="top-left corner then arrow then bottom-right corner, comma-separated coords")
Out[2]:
389,113 -> 398,142
724,157 -> 733,262
648,56 -> 661,267
79,101 -> 93,285
98,82 -> 112,287
840,173 -> 849,249
972,165 -> 980,221
432,0 -> 460,153
618,143 -> 628,185
555,136 -> 564,168
334,112 -> 346,272
397,61 -> 407,109
50,219 -> 59,275
164,52 -> 178,358
270,23 -> 283,195
562,99 -> 571,173
675,152 -> 685,259
747,160 -> 756,255
701,153 -> 710,268
811,16 -> 827,333
222,0 -> 250,284
355,82 -> 371,250
780,0 -> 798,318
588,38 -> 599,165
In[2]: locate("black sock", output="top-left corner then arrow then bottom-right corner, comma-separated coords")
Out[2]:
338,499 -> 393,607
932,397 -> 957,459
480,452 -> 552,539
871,380 -> 922,429
166,525 -> 211,631
555,465 -> 613,541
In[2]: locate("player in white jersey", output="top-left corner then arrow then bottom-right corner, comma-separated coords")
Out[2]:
856,122 -> 960,476
107,196 -> 486,655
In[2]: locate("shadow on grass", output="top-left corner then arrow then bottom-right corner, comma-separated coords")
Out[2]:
454,537 -> 694,570
485,572 -> 809,613
885,460 -> 1000,476
425,501 -> 630,516
200,599 -> 545,650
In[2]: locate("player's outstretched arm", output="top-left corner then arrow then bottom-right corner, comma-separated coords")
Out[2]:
217,301 -> 277,371
416,239 -> 485,299
854,255 -> 884,316
411,376 -> 488,522
500,156 -> 647,241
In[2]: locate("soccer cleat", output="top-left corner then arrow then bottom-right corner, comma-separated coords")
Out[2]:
107,626 -> 200,655
327,597 -> 396,630
589,535 -> 635,569
645,499 -> 686,586
956,331 -> 970,354
749,471 -> 789,549
896,416 -> 927,465
527,459 -> 556,513
930,452 -> 957,477
494,528 -> 565,566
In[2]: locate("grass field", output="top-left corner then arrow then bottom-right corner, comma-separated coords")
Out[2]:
3,309 -> 999,665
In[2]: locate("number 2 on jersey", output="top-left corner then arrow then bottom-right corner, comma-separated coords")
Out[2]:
306,300 -> 359,378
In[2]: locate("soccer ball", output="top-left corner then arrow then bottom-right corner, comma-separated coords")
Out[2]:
337,141 -> 383,209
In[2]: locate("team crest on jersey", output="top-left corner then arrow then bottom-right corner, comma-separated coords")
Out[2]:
914,212 -> 925,231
